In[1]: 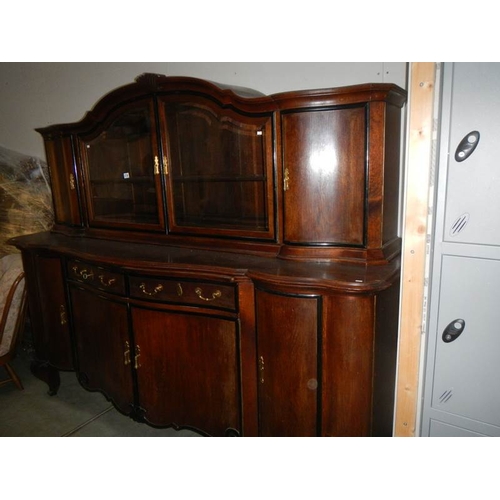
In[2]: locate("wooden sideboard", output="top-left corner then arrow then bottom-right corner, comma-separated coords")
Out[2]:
10,75 -> 406,436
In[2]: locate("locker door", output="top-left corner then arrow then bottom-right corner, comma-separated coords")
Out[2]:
444,63 -> 500,246
429,420 -> 487,437
431,255 -> 500,428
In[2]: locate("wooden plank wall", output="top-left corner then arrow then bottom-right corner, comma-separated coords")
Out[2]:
394,62 -> 437,437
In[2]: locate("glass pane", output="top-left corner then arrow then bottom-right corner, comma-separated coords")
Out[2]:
84,107 -> 160,226
165,101 -> 270,232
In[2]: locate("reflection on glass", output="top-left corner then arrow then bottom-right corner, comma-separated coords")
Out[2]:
85,107 -> 160,226
165,101 -> 270,232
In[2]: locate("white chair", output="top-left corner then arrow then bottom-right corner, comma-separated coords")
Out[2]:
0,253 -> 28,390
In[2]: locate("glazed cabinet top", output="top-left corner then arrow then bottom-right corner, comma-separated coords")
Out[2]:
36,74 -> 406,265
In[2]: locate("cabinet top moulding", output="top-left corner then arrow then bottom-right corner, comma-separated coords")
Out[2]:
36,74 -> 406,137
34,74 -> 407,266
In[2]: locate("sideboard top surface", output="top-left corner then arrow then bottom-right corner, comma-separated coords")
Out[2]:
10,232 -> 400,294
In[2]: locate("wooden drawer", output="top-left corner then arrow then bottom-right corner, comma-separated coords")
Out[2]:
67,259 -> 126,296
129,275 -> 236,311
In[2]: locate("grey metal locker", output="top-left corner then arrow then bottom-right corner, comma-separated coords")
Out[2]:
443,63 -> 500,247
421,63 -> 500,437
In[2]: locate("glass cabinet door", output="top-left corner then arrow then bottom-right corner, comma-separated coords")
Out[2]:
80,100 -> 165,230
159,95 -> 275,240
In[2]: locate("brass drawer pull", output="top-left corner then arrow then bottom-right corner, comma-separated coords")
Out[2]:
72,266 -> 94,281
99,275 -> 116,287
124,341 -> 131,366
60,305 -> 67,326
134,345 -> 141,369
140,282 -> 163,296
283,167 -> 290,192
176,283 -> 183,296
195,287 -> 222,302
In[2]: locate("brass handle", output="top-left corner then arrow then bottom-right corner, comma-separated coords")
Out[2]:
60,305 -> 67,326
69,173 -> 76,190
72,266 -> 94,281
140,283 -> 163,296
134,345 -> 141,369
124,341 -> 131,366
154,156 -> 160,175
99,275 -> 116,287
163,155 -> 169,175
283,167 -> 290,192
195,287 -> 222,302
258,355 -> 265,384
176,283 -> 183,297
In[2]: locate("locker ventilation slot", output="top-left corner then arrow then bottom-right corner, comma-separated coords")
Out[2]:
439,389 -> 453,404
450,213 -> 469,236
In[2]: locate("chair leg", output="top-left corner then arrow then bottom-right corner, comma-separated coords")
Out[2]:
4,363 -> 24,390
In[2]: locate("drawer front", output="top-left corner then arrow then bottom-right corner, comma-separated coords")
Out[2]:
67,259 -> 126,296
129,275 -> 236,311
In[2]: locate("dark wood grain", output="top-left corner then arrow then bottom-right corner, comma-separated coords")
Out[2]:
70,286 -> 134,415
34,255 -> 73,370
131,307 -> 241,436
282,105 -> 366,245
44,137 -> 82,227
256,289 -> 320,436
321,294 -> 375,436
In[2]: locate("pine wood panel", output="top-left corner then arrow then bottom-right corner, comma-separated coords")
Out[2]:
394,62 -> 436,437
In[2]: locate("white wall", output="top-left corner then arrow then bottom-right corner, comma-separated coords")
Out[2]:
0,62 -> 407,159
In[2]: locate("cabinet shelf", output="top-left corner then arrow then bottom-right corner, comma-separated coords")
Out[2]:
91,177 -> 154,185
177,214 -> 268,230
172,175 -> 266,183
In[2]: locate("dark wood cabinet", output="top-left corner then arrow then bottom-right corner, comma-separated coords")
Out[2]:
10,75 -> 405,436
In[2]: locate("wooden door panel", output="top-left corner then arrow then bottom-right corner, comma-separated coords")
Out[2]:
256,289 -> 320,436
79,99 -> 165,232
321,294 -> 375,436
69,286 -> 134,414
44,137 -> 82,227
34,255 -> 73,370
282,106 -> 366,245
131,307 -> 241,436
159,94 -> 275,239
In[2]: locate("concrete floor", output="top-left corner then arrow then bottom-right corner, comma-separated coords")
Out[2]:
0,342 -> 201,437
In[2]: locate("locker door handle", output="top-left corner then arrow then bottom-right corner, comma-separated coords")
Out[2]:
455,131 -> 480,162
442,318 -> 465,343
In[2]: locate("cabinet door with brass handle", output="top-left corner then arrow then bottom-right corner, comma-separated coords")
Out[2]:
131,306 -> 241,436
80,99 -> 166,232
256,289 -> 320,437
70,285 -> 134,415
32,254 -> 73,374
157,93 -> 275,241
